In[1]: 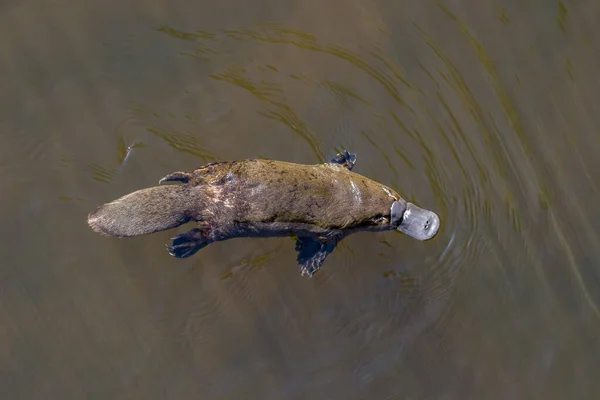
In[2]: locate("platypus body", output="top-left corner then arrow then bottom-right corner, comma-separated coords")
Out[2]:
87,151 -> 440,277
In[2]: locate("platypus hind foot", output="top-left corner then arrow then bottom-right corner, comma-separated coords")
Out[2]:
159,171 -> 192,185
167,228 -> 211,258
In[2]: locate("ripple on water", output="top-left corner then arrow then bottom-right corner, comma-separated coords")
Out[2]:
141,18 -> 600,390
150,20 -> 491,321
158,264 -> 250,359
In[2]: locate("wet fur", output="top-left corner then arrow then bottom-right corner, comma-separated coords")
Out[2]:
87,155 -> 402,276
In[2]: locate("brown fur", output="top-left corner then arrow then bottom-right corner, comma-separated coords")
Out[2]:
88,158 -> 400,239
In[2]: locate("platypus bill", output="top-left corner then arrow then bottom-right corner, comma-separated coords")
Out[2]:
87,151 -> 440,277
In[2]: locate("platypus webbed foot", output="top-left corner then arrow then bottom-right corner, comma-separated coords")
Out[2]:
159,171 -> 192,185
330,150 -> 357,171
167,228 -> 211,258
295,235 -> 342,277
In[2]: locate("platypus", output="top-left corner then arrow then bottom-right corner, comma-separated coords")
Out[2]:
87,151 -> 440,277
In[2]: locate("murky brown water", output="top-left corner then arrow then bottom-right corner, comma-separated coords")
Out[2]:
2,0 -> 600,398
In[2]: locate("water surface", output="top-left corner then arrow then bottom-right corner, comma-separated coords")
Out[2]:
1,0 -> 600,399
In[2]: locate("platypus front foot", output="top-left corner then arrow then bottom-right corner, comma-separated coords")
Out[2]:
330,150 -> 357,171
295,235 -> 342,277
167,228 -> 211,258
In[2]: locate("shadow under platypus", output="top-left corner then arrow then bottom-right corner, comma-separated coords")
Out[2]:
87,151 -> 440,277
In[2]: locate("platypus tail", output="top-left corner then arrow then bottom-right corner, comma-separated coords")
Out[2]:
87,184 -> 192,237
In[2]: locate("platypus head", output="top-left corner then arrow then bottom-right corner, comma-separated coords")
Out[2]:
390,200 -> 440,241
